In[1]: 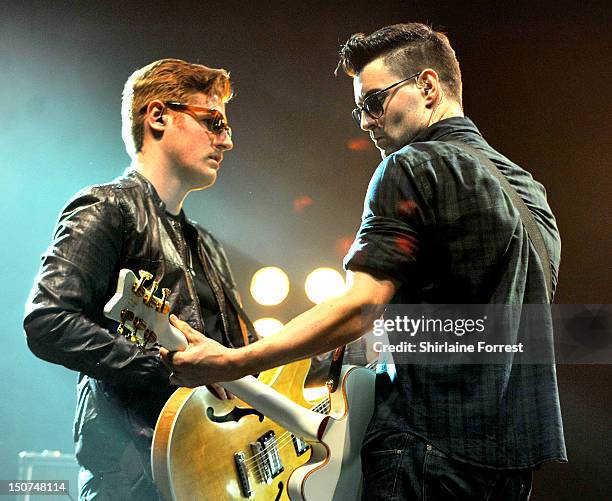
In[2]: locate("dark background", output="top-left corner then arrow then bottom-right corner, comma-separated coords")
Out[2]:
1,1 -> 610,498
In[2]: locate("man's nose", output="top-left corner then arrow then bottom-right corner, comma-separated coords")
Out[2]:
215,130 -> 233,151
360,111 -> 378,131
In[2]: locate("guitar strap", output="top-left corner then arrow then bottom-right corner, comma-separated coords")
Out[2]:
217,278 -> 259,345
326,345 -> 346,392
445,140 -> 554,302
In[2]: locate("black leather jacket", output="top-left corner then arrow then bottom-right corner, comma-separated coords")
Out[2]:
23,170 -> 254,475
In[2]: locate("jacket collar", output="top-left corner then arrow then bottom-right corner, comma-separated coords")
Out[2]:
125,168 -> 172,214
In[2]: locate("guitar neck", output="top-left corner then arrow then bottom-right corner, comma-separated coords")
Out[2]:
218,356 -> 378,440
221,376 -> 329,442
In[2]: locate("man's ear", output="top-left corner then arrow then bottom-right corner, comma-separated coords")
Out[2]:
416,68 -> 440,108
145,100 -> 166,131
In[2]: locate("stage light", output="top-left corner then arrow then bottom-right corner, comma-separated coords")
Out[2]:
253,317 -> 284,338
305,267 -> 346,304
250,266 -> 290,305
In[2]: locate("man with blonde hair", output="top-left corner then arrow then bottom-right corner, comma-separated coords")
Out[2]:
24,58 -> 255,500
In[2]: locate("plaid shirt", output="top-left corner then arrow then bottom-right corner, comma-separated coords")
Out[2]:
344,117 -> 567,468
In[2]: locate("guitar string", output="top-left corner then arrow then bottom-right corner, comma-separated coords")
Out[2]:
242,405 -> 331,476
240,398 -> 331,471
244,400 -> 331,483
240,362 -> 378,472
246,422 -> 325,483
241,399 -> 330,472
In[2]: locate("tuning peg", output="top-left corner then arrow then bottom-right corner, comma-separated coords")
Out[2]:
158,288 -> 171,313
120,309 -> 135,322
144,280 -> 160,306
134,270 -> 154,296
133,317 -> 146,333
138,270 -> 153,281
143,328 -> 158,346
118,309 -> 135,337
130,317 -> 142,339
129,317 -> 148,349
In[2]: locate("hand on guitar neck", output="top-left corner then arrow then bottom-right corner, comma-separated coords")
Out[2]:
105,269 -> 375,500
159,314 -> 241,387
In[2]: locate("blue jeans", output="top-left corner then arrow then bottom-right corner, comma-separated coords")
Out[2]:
361,433 -> 533,501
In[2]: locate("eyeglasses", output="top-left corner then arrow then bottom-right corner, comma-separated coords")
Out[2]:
163,101 -> 232,137
164,102 -> 232,137
351,71 -> 421,127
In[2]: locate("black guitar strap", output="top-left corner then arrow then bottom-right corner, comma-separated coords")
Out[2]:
217,278 -> 259,344
326,345 -> 346,392
445,140 -> 554,302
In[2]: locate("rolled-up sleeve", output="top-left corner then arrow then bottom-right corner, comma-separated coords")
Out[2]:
344,154 -> 425,281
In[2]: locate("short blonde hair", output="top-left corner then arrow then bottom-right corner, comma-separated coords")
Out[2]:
121,58 -> 232,157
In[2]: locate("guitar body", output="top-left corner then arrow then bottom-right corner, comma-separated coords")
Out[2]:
106,269 -> 376,500
152,361 -> 375,501
152,359 -> 319,500
288,366 -> 375,501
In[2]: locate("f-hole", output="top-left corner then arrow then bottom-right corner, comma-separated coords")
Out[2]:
206,406 -> 264,424
274,482 -> 283,501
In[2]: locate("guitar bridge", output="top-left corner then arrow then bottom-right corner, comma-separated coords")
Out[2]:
234,451 -> 252,498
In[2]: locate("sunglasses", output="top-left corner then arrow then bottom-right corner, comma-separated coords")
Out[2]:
351,71 -> 421,127
139,101 -> 232,137
164,102 -> 232,137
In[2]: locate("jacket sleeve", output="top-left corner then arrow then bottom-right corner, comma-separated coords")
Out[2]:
23,187 -> 170,389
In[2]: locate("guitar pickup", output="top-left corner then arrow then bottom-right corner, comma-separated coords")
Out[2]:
291,434 -> 310,456
250,430 -> 284,485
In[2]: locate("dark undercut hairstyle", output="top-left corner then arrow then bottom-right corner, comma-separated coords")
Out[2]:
337,23 -> 462,103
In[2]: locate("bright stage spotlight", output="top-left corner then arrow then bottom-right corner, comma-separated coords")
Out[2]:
305,267 -> 346,304
253,317 -> 284,338
250,266 -> 290,306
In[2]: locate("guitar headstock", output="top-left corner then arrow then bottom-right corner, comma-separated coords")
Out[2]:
103,269 -> 187,351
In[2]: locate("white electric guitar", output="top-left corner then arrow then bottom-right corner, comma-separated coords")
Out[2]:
104,269 -> 375,500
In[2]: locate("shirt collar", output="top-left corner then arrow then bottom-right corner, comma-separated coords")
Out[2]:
411,116 -> 482,143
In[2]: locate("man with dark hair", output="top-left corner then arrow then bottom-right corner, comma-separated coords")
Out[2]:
163,24 -> 566,500
24,58 -> 256,500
